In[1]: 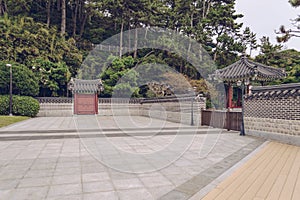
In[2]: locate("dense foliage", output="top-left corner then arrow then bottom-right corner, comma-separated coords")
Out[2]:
0,0 -> 298,99
99,56 -> 139,97
256,47 -> 300,84
0,61 -> 39,96
0,95 -> 40,117
0,15 -> 81,96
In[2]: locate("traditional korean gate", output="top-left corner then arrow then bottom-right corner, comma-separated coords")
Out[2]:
68,78 -> 103,115
74,93 -> 98,115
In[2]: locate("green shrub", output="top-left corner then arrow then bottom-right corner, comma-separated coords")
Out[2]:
0,95 -> 9,115
0,61 -> 39,96
0,95 -> 40,117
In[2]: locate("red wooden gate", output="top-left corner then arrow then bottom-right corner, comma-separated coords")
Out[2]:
68,78 -> 103,115
74,94 -> 98,115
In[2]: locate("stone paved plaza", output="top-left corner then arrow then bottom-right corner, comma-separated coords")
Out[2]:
0,116 -> 264,200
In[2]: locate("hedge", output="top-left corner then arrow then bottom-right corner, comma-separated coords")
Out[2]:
0,95 -> 40,117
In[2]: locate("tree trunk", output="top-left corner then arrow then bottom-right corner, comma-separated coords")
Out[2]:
187,40 -> 191,61
79,13 -> 87,38
213,40 -> 219,61
199,44 -> 203,61
213,50 -> 217,61
202,0 -> 206,18
144,27 -> 148,39
206,1 -> 211,17
128,22 -> 131,52
119,20 -> 124,58
190,12 -> 194,28
134,27 -> 138,58
72,0 -> 79,37
61,0 -> 66,36
78,0 -> 82,20
0,0 -> 8,15
46,0 -> 51,27
57,0 -> 61,11
187,13 -> 194,60
203,0 -> 211,18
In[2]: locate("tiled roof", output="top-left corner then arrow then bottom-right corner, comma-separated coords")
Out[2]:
68,78 -> 103,93
216,57 -> 286,82
246,83 -> 300,99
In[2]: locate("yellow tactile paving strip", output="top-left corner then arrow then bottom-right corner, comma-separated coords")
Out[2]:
202,142 -> 300,200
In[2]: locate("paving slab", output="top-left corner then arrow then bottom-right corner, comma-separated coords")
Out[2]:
0,116 -> 192,133
0,116 -> 267,199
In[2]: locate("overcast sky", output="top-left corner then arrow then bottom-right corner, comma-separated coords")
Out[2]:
235,0 -> 300,55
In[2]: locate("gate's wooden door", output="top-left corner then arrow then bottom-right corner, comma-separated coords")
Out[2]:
74,94 -> 98,115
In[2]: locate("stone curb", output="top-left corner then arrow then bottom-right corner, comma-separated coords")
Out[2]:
0,126 -> 212,134
0,129 -> 239,141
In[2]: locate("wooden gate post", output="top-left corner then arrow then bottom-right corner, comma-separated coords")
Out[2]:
226,108 -> 231,131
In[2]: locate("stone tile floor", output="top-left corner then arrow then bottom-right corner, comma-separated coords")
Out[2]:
0,116 -> 190,133
0,132 -> 261,200
0,116 -> 266,199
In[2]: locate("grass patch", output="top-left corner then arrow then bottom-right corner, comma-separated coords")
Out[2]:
0,116 -> 30,128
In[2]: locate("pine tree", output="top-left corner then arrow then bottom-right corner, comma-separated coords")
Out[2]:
276,0 -> 300,42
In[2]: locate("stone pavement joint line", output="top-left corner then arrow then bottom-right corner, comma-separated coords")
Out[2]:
0,116 -> 266,200
0,129 -> 232,142
201,142 -> 300,200
158,139 -> 265,200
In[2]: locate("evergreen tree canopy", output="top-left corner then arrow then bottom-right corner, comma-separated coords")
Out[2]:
0,0 -> 298,97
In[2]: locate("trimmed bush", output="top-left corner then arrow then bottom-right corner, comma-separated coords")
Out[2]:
0,95 -> 9,115
0,61 -> 39,96
0,95 -> 40,117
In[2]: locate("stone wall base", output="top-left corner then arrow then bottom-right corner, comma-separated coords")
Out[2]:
245,130 -> 300,146
245,117 -> 300,136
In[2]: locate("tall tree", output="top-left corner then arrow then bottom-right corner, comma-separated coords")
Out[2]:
277,0 -> 300,42
289,0 -> 300,7
255,49 -> 300,84
202,0 -> 244,67
0,16 -> 82,76
0,0 -> 7,15
255,36 -> 283,64
71,0 -> 79,36
105,0 -> 149,57
240,27 -> 258,56
61,0 -> 66,36
46,0 -> 51,27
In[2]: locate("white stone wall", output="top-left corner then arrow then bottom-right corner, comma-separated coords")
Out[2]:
37,103 -> 73,117
37,100 -> 205,125
245,117 -> 300,136
139,101 -> 205,125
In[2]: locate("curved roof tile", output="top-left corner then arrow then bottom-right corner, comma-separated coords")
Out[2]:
246,83 -> 300,99
216,57 -> 286,81
68,78 -> 103,93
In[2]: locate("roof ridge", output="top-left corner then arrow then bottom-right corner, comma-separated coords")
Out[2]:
218,59 -> 243,72
73,78 -> 101,81
252,83 -> 300,91
242,57 -> 257,69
